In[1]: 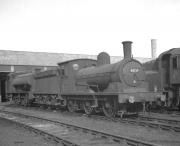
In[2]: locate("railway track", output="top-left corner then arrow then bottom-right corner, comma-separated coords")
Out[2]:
0,109 -> 160,146
46,108 -> 180,133
3,104 -> 180,133
157,111 -> 180,117
86,114 -> 180,133
56,110 -> 180,133
138,115 -> 180,125
0,113 -> 77,146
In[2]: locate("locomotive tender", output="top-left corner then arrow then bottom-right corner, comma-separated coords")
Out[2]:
7,41 -> 163,117
143,48 -> 180,110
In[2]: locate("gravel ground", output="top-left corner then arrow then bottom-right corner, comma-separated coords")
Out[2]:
0,117 -> 61,146
1,104 -> 180,146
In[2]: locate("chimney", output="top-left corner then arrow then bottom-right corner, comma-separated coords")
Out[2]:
122,41 -> 132,59
151,39 -> 157,59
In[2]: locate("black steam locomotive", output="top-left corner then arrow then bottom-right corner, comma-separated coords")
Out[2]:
143,48 -> 180,110
6,41 -> 163,117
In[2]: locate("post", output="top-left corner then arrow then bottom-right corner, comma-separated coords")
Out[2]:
151,39 -> 157,59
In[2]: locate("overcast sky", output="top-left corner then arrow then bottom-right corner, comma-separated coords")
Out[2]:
0,0 -> 180,58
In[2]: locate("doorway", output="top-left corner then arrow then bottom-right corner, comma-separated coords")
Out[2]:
0,80 -> 6,102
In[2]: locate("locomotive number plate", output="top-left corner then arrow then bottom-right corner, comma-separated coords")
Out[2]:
130,68 -> 139,73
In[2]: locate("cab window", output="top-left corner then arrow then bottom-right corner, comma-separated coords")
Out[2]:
173,56 -> 178,69
58,66 -> 65,76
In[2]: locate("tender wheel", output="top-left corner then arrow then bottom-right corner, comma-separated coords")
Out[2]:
83,101 -> 94,115
67,100 -> 76,112
23,96 -> 29,107
20,96 -> 25,106
102,100 -> 117,118
14,96 -> 20,105
20,98 -> 25,106
13,96 -> 18,104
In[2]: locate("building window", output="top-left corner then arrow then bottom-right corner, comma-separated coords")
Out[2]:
62,69 -> 65,75
59,66 -> 65,76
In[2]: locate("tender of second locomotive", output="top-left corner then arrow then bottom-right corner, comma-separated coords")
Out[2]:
6,41 -> 163,117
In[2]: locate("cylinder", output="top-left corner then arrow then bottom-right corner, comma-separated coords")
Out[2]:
122,41 -> 132,59
151,39 -> 157,59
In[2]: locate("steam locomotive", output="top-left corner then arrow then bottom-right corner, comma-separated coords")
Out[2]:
6,41 -> 163,117
143,48 -> 180,110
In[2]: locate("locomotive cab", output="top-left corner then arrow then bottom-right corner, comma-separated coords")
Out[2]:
143,48 -> 180,110
159,48 -> 180,109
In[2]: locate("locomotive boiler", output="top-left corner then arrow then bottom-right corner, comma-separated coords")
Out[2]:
76,42 -> 146,92
6,41 -> 163,117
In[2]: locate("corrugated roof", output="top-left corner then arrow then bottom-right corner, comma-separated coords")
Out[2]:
0,50 -> 151,66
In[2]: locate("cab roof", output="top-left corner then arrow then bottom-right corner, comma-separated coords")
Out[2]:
159,48 -> 180,58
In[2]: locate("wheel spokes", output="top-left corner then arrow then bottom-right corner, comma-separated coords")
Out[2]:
67,100 -> 76,112
83,101 -> 94,115
102,101 -> 116,117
